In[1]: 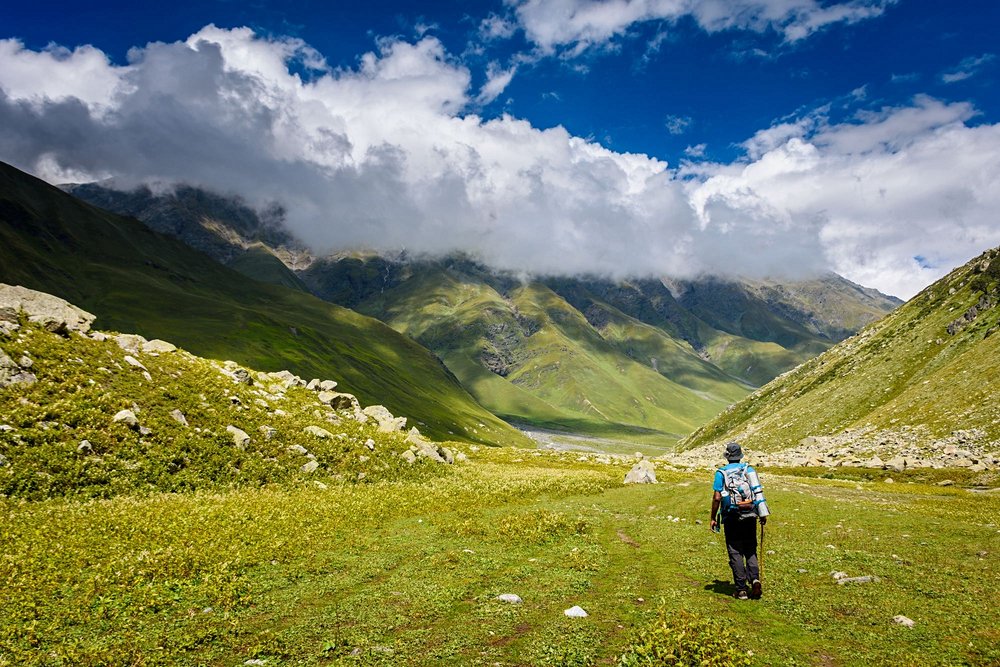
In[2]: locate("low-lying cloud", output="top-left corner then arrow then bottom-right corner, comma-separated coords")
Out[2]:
1,26 -> 999,299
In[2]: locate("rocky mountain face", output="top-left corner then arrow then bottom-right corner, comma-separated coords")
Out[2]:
679,247 -> 1000,473
64,181 -> 900,445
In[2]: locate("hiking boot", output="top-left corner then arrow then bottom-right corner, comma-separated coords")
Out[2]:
735,589 -> 749,600
750,580 -> 762,599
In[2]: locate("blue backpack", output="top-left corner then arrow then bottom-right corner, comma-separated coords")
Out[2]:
719,464 -> 757,520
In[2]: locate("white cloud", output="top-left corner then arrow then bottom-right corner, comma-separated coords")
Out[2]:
684,143 -> 707,157
687,97 -> 1000,298
2,26 -> 999,300
476,61 -> 518,104
665,114 -> 691,135
509,0 -> 895,56
941,53 -> 995,84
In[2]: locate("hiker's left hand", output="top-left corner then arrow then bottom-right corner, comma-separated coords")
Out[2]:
760,516 -> 767,526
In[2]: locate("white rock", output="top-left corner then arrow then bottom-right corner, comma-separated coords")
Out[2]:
287,444 -> 309,455
227,425 -> 251,448
564,605 -> 588,618
365,438 -> 376,451
301,460 -> 320,473
142,339 -> 177,354
113,409 -> 139,428
893,615 -> 915,628
169,409 -> 188,427
303,425 -> 334,439
123,355 -> 147,370
497,594 -> 522,604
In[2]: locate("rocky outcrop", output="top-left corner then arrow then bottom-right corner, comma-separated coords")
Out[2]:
623,459 -> 657,484
0,283 -> 95,335
363,405 -> 407,433
669,426 -> 999,472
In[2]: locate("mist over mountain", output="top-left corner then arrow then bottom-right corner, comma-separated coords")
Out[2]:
68,180 -> 899,446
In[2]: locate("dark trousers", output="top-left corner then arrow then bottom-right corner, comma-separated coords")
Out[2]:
724,516 -> 759,592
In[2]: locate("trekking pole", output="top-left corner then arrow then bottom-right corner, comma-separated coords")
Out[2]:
758,521 -> 765,585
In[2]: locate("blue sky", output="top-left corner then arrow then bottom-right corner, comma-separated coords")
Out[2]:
1,1 -> 999,297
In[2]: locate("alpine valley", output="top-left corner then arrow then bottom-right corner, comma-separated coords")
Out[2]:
66,177 -> 899,450
2,159 -> 1000,665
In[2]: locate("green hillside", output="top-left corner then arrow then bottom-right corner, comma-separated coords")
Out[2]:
682,247 -> 1000,452
0,162 -> 526,446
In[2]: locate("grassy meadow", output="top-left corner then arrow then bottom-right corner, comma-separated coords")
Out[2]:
3,447 -> 998,666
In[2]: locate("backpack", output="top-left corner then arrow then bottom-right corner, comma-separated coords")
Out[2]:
720,463 -> 757,520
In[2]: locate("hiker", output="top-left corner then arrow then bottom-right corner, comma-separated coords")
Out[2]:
710,441 -> 770,600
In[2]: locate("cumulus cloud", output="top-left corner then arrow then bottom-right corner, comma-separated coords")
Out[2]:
686,96 -> 1000,297
2,26 -> 1000,299
509,0 -> 895,56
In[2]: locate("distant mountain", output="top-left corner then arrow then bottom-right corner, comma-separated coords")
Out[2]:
681,247 -> 1000,459
1,162 -> 525,446
68,182 -> 900,447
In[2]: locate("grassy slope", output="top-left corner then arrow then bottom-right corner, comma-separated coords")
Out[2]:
0,162 -> 524,445
683,248 -> 1000,452
350,265 -> 751,446
2,450 -> 997,665
226,244 -> 311,293
0,322 -> 445,500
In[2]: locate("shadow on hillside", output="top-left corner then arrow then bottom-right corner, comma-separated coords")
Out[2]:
703,579 -> 736,597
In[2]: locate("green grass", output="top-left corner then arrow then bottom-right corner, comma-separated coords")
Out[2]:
684,247 -> 1000,452
2,448 -> 998,665
0,161 -> 524,446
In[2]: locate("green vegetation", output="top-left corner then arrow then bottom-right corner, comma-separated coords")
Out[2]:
0,161 -> 524,446
2,447 -> 997,665
684,247 -> 1000,452
0,322 -> 444,500
302,255 -> 897,446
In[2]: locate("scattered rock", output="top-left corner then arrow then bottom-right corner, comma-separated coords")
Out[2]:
115,334 -> 148,355
831,571 -> 849,581
836,575 -> 878,586
623,459 -> 657,484
287,444 -> 309,455
401,450 -> 417,464
884,477 -> 894,484
123,355 -> 147,371
937,479 -> 955,487
304,425 -> 334,440
232,368 -> 253,385
226,425 -> 251,449
170,409 -> 189,427
363,405 -> 407,432
259,425 -> 277,440
306,378 -> 321,391
319,379 -> 338,391
0,284 -> 96,334
141,339 -> 177,354
301,460 -> 320,474
320,391 -> 360,412
564,605 -> 588,618
497,594 -> 523,604
77,440 -> 93,455
365,438 -> 376,451
893,615 -> 915,628
113,409 -> 139,429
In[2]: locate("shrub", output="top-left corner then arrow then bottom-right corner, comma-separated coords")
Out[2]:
618,609 -> 754,667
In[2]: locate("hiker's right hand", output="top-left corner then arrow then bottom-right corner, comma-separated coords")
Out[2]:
759,517 -> 767,526
710,519 -> 718,532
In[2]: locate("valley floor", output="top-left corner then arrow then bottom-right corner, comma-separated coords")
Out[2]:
3,448 -> 998,666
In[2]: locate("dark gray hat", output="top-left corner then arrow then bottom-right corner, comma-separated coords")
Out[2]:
724,441 -> 743,462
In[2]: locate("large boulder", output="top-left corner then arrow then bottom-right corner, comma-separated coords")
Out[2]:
0,284 -> 95,334
624,459 -> 657,484
363,405 -> 407,433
